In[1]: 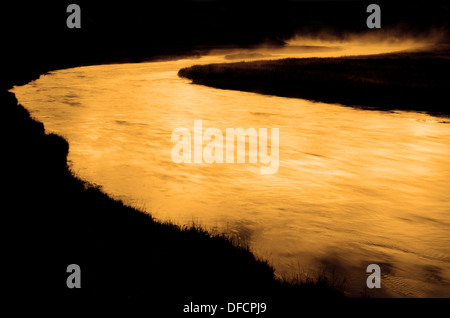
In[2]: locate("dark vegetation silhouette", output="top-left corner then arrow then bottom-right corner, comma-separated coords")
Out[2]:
179,49 -> 450,116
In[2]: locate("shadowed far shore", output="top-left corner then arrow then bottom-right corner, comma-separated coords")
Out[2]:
178,48 -> 450,117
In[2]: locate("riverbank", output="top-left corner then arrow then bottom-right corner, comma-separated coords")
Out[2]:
2,54 -> 346,313
178,48 -> 450,117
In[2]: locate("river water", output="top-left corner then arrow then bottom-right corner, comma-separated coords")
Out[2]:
12,41 -> 450,297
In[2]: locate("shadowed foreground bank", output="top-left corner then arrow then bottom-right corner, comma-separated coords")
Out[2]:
178,49 -> 450,117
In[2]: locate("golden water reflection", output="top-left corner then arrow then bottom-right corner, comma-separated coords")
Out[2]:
12,41 -> 450,297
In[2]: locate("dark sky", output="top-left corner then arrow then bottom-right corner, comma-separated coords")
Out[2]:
2,0 -> 449,84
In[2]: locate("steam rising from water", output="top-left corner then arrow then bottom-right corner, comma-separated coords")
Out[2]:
207,28 -> 448,63
287,27 -> 449,45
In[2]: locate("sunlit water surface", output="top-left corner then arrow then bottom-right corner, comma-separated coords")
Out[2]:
12,42 -> 450,297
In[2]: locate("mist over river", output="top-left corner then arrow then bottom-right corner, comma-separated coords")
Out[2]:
12,41 -> 450,297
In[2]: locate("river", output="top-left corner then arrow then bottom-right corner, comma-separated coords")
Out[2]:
11,40 -> 450,297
